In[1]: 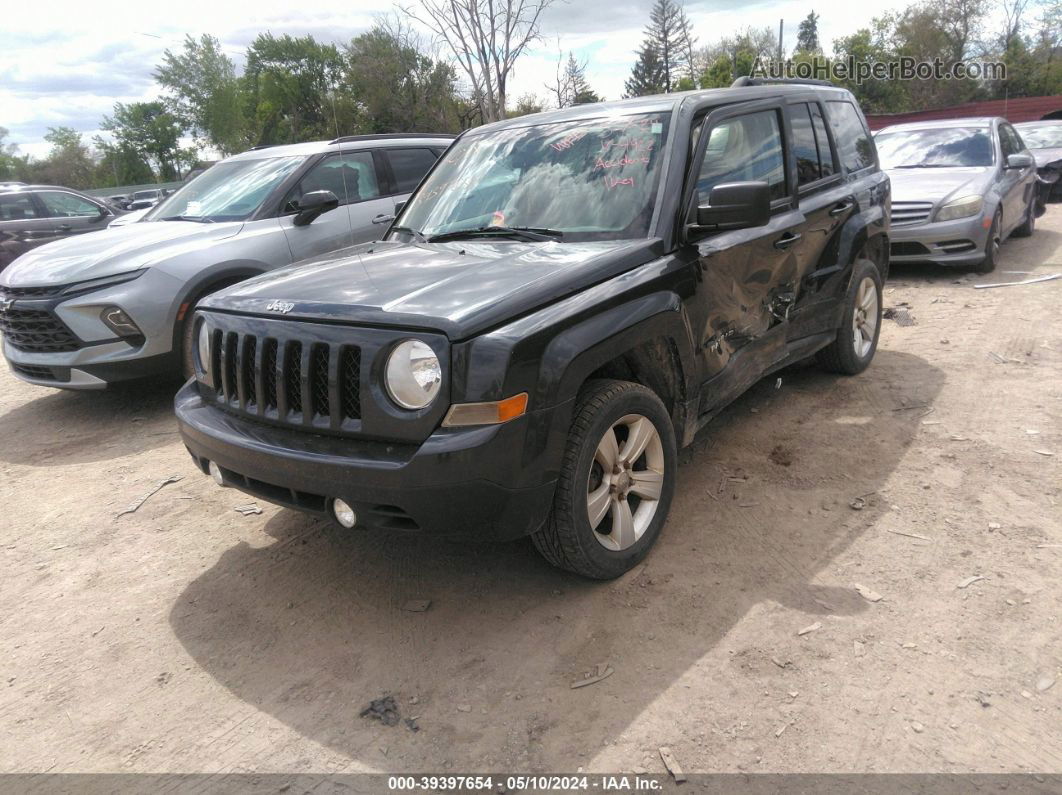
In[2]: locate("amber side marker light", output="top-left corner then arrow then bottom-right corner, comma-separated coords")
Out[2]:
442,392 -> 529,427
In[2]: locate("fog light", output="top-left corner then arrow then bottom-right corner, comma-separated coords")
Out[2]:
208,460 -> 225,486
333,499 -> 357,528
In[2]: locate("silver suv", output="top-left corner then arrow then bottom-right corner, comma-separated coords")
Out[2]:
0,134 -> 452,389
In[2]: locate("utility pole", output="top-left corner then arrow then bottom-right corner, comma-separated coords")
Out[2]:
778,19 -> 784,62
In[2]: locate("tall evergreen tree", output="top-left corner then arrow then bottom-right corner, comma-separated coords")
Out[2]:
626,0 -> 697,95
796,11 -> 821,53
625,42 -> 666,97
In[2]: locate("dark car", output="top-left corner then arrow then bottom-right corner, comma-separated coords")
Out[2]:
0,185 -> 120,271
1014,120 -> 1062,208
176,79 -> 890,579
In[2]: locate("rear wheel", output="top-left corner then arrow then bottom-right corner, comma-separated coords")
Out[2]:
1013,198 -> 1035,238
816,259 -> 882,375
531,379 -> 677,579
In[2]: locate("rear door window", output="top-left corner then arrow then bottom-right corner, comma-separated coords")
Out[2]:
790,103 -> 821,186
810,104 -> 836,178
385,148 -> 439,194
826,100 -> 875,173
0,193 -> 39,220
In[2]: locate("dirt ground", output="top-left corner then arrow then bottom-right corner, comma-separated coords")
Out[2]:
1,210 -> 1060,778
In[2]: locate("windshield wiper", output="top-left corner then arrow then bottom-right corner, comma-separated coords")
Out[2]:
427,226 -> 564,243
159,215 -> 215,223
390,225 -> 427,243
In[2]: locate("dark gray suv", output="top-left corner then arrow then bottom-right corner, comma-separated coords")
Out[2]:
0,186 -> 121,272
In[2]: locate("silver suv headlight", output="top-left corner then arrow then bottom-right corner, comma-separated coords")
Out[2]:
935,195 -> 983,222
385,339 -> 441,409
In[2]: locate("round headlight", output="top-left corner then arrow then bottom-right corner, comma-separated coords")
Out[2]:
196,320 -> 211,378
385,339 -> 441,409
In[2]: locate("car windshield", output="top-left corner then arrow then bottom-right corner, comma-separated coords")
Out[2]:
145,156 -> 305,222
874,127 -> 994,168
394,111 -> 673,241
1016,124 -> 1062,149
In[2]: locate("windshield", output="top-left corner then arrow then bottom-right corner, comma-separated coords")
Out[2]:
145,156 -> 304,222
874,127 -> 994,168
1016,124 -> 1062,149
133,190 -> 159,200
393,112 -> 673,241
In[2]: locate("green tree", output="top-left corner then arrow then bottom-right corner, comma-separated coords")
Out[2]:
0,127 -> 30,181
625,43 -> 666,96
92,138 -> 155,187
627,0 -> 696,95
35,127 -> 96,189
243,33 -> 350,145
155,34 -> 250,156
101,101 -> 193,181
344,22 -> 461,133
796,11 -> 821,53
699,55 -> 735,88
832,23 -> 911,112
509,93 -> 545,116
547,50 -> 602,106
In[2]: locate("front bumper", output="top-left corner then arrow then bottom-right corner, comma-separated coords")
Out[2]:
1,267 -> 184,388
889,213 -> 991,266
175,381 -> 564,540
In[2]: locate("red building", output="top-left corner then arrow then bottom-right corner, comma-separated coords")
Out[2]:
865,94 -> 1062,130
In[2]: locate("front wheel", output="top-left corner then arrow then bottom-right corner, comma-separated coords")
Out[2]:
816,259 -> 883,375
974,210 -> 1002,273
531,380 -> 677,579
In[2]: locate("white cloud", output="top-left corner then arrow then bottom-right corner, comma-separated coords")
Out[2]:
2,0 -> 995,158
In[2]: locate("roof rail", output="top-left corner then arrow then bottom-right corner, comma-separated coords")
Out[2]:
249,144 -> 280,150
328,132 -> 458,145
731,76 -> 836,88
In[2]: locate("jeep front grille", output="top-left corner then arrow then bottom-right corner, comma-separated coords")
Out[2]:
210,330 -> 362,431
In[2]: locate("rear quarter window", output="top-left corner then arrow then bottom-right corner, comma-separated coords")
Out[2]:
826,100 -> 875,173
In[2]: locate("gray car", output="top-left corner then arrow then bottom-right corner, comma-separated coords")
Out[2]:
0,133 -> 452,389
875,117 -> 1037,273
1,185 -> 122,272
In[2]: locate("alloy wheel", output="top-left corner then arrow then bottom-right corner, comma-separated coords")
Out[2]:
586,413 -> 665,551
851,276 -> 878,359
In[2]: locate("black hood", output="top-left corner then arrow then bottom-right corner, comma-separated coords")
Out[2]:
202,238 -> 661,340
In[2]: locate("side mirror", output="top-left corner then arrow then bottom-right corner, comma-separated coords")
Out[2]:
690,181 -> 772,234
293,190 -> 340,226
1006,153 -> 1033,169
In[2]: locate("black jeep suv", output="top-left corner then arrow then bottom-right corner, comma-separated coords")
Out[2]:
176,80 -> 890,579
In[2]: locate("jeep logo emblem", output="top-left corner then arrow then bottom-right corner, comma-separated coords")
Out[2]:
266,300 -> 294,314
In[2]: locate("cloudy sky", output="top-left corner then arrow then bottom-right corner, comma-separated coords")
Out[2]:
2,0 -> 917,159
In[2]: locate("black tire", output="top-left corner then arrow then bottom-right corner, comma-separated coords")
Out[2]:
1013,198 -> 1035,238
179,307 -> 198,381
816,259 -> 883,376
974,210 -> 1001,274
531,379 -> 677,579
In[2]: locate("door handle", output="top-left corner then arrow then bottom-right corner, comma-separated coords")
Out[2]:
371,214 -> 395,225
829,201 -> 854,217
55,224 -> 72,232
774,232 -> 802,250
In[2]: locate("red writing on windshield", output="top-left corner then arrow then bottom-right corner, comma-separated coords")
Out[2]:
551,131 -> 587,151
603,176 -> 635,189
595,155 -> 650,170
